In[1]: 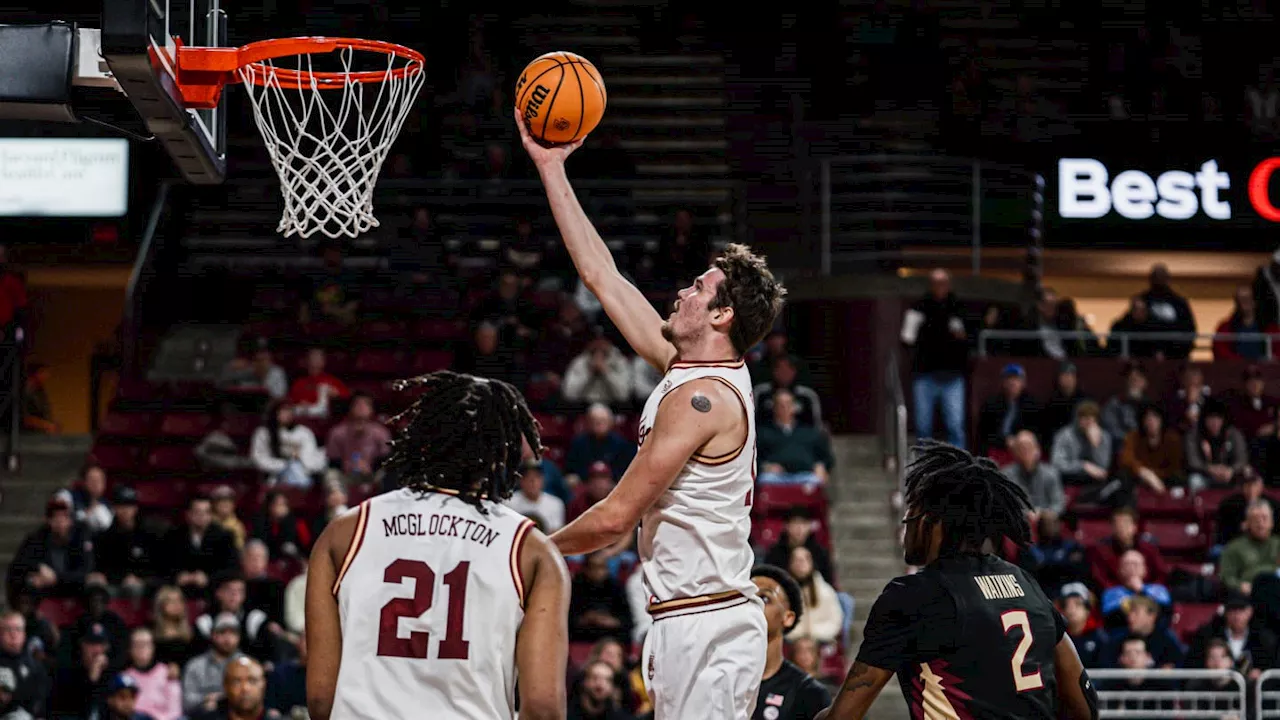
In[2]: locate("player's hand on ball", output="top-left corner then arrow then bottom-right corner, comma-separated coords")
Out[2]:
514,107 -> 584,167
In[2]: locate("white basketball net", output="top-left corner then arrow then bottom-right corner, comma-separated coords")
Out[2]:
238,47 -> 425,239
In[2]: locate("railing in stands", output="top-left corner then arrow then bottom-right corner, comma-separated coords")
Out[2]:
1089,668 -> 1247,719
123,182 -> 172,380
1258,668 -> 1280,718
1,338 -> 21,472
977,329 -> 1276,359
884,346 -> 908,494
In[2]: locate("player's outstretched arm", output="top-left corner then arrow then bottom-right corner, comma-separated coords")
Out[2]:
304,507 -> 361,720
1054,637 -> 1099,720
814,661 -> 896,720
550,379 -> 738,555
515,529 -> 571,720
515,108 -> 676,372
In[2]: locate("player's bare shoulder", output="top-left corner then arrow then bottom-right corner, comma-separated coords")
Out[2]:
517,525 -> 571,600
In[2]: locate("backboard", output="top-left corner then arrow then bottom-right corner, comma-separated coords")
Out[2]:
100,0 -> 227,184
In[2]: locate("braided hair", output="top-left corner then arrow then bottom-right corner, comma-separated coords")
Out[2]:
382,371 -> 542,512
903,440 -> 1034,554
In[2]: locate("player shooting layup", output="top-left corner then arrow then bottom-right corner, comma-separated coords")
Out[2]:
304,372 -> 571,720
517,110 -> 788,719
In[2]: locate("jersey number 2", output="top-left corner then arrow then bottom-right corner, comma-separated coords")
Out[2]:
377,559 -> 471,660
1000,610 -> 1044,692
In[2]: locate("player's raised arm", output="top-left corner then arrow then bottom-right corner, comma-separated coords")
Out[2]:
304,507 -> 361,720
1054,637 -> 1099,720
515,108 -> 676,372
514,529 -> 571,720
550,379 -> 740,555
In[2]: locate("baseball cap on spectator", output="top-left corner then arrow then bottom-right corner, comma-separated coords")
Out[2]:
1202,397 -> 1228,420
1058,582 -> 1091,607
1001,363 -> 1025,378
112,485 -> 138,505
212,612 -> 240,633
210,484 -> 236,501
83,623 -> 110,646
45,495 -> 72,517
1225,590 -> 1251,611
107,673 -> 139,696
1058,361 -> 1077,376
587,461 -> 612,479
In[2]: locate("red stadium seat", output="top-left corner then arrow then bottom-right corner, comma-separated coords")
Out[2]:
133,481 -> 189,509
534,414 -> 572,444
568,642 -> 595,671
89,444 -> 139,474
411,318 -> 466,342
1171,602 -> 1221,641
753,484 -> 829,519
98,413 -> 156,440
363,319 -> 408,342
542,445 -> 565,464
38,598 -> 83,627
185,599 -> 207,620
1197,488 -> 1233,515
1074,518 -> 1113,544
297,417 -> 334,442
752,517 -> 786,548
411,350 -> 454,375
818,644 -> 847,682
108,598 -> 151,629
115,378 -> 162,404
223,413 -> 260,441
1143,520 -> 1208,556
353,349 -> 410,378
1135,489 -> 1201,521
146,447 -> 198,473
158,413 -> 214,439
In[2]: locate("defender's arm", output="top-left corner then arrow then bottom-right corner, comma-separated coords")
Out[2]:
550,380 -> 739,555
815,662 -> 896,720
515,108 -> 676,372
515,529 -> 571,720
1055,637 -> 1099,720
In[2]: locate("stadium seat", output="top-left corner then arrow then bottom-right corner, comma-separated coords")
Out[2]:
108,598 -> 151,629
146,446 -> 198,473
818,644 -> 846,682
568,642 -> 595,671
90,444 -> 139,474
158,412 -> 214,439
37,598 -> 82,628
98,412 -> 156,441
223,413 -> 260,441
753,484 -> 829,519
1134,489 -> 1201,521
1143,520 -> 1208,556
186,599 -> 207,620
1196,488 -> 1232,515
411,318 -> 467,342
411,350 -> 454,375
297,417 -> 335,442
354,349 -> 411,378
363,319 -> 408,342
1073,518 -> 1113,544
133,481 -> 189,509
1171,602 -> 1220,641
534,414 -> 572,444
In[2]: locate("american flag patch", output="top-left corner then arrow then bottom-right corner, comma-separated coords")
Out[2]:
766,694 -> 784,707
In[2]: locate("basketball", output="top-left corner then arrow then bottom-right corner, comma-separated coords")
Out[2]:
514,51 -> 607,145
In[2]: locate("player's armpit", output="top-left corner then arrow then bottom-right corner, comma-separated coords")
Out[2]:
815,661 -> 895,720
550,380 -> 731,555
304,506 -> 361,720
1054,637 -> 1098,720
515,530 -> 570,720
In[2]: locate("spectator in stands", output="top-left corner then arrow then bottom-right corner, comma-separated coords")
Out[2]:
1101,550 -> 1173,619
506,459 -> 566,532
1167,365 -> 1212,432
91,486 -> 156,597
1001,431 -> 1066,519
102,673 -> 151,720
250,401 -> 326,489
1103,595 -> 1184,668
1185,398 -> 1255,491
1220,500 -> 1280,596
1253,249 -> 1280,330
149,586 -> 195,669
208,486 -> 246,550
180,614 -> 243,717
568,660 -> 632,720
504,215 -> 544,277
764,508 -> 835,583
1214,285 -> 1280,360
240,541 -> 285,628
198,656 -> 268,720
471,269 -> 539,343
300,241 -> 359,326
565,404 -> 637,484
1232,365 -> 1279,441
1102,362 -> 1151,446
194,407 -> 253,473
1217,473 -> 1279,549
0,611 -> 46,718
21,363 -> 55,435
749,330 -> 809,386
1119,404 -> 1184,495
7,590 -> 54,666
900,268 -> 970,449
311,481 -> 349,538
266,634 -> 306,718
654,208 -> 713,290
1023,287 -> 1072,359
1187,591 -> 1276,679
163,495 -> 239,597
754,355 -> 823,429
458,321 -> 525,388
786,546 -> 842,645
7,495 -> 93,598
563,337 -> 633,410
533,296 -> 591,391
568,552 -> 632,644
1040,362 -> 1090,439
977,363 -> 1042,461
1140,264 -> 1197,359
70,464 -> 113,536
1051,401 -> 1113,488
1089,506 -> 1170,588
287,348 -> 350,418
122,628 -> 181,720
50,623 -> 113,718
282,569 -> 305,640
1018,513 -> 1089,594
218,345 -> 287,401
68,581 -> 130,670
1056,583 -> 1105,667
0,669 -> 31,720
194,575 -> 272,662
324,392 -> 391,486
1108,297 -> 1163,359
1187,639 -> 1248,709
253,491 -> 312,561
1098,636 -> 1170,705
568,462 -> 618,523
757,389 -> 835,486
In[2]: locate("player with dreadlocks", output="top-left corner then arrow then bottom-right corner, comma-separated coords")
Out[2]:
304,371 -> 570,720
818,441 -> 1099,720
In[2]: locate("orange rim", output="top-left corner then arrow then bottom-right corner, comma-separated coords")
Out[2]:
177,36 -> 425,91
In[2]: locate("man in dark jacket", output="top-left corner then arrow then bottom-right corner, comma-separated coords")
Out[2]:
1139,263 -> 1197,359
1186,591 -> 1278,678
0,611 -> 48,718
162,495 -> 239,597
6,496 -> 93,597
92,486 -> 158,597
976,363 -> 1042,459
900,269 -> 970,449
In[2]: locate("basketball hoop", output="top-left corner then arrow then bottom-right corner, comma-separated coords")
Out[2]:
175,37 -> 425,239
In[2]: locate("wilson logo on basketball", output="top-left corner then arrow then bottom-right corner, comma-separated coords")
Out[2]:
524,85 -> 551,120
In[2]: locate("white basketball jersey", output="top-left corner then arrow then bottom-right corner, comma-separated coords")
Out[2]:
331,488 -> 535,720
637,358 -> 758,616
